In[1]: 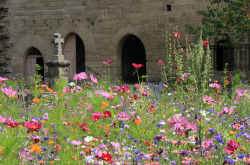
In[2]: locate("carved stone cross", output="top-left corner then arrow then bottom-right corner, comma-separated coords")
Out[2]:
52,33 -> 64,55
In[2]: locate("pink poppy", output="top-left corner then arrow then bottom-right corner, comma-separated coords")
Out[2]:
174,32 -> 180,38
103,59 -> 112,65
132,63 -> 144,69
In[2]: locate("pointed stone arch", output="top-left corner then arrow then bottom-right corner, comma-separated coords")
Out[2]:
55,21 -> 95,57
109,26 -> 151,79
11,34 -> 51,79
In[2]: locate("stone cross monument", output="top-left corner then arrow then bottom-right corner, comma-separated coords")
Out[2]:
53,33 -> 64,56
46,33 -> 70,87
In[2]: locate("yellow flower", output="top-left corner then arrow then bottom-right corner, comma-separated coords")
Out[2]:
48,141 -> 54,145
230,131 -> 236,135
118,150 -> 123,155
225,80 -> 229,85
214,80 -> 218,83
40,120 -> 46,123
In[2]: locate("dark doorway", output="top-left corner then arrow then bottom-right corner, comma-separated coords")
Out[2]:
64,33 -> 85,80
76,35 -> 85,73
217,36 -> 234,71
122,35 -> 146,83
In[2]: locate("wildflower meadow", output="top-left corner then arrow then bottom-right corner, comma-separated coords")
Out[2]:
0,32 -> 249,165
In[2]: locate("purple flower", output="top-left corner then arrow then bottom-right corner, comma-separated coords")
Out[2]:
179,150 -> 188,156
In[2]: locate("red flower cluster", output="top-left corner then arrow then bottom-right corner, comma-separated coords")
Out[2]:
204,41 -> 209,46
25,121 -> 42,131
7,122 -> 20,128
102,153 -> 113,162
104,111 -> 111,118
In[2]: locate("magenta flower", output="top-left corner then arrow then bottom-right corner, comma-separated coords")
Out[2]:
90,74 -> 98,83
132,63 -> 144,69
103,59 -> 112,65
224,139 -> 240,154
0,115 -> 12,123
174,32 -> 180,38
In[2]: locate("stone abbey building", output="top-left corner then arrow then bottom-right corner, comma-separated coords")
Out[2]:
0,0 -> 249,83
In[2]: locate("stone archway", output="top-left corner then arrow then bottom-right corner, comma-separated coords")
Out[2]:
109,26 -> 151,80
63,33 -> 85,80
11,34 -> 51,79
122,35 -> 146,83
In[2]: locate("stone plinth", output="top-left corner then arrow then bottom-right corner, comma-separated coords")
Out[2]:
46,55 -> 70,87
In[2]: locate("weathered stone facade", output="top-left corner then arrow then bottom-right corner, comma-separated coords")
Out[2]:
0,0 -> 249,81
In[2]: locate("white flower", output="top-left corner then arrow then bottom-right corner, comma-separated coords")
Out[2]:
69,82 -> 75,87
200,110 -> 209,117
84,136 -> 94,142
168,93 -> 172,95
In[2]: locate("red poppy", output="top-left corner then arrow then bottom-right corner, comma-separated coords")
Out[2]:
145,141 -> 151,146
132,63 -> 144,69
174,66 -> 178,71
104,111 -> 112,117
7,122 -> 20,128
82,127 -> 89,131
204,41 -> 209,46
174,32 -> 180,38
78,123 -> 88,127
91,115 -> 101,121
228,74 -> 232,78
102,153 -> 113,162
177,78 -> 182,82
133,94 -> 139,100
224,139 -> 240,154
25,121 -> 42,131
54,145 -> 61,150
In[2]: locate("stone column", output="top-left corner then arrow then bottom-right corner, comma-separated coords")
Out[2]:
46,33 -> 70,87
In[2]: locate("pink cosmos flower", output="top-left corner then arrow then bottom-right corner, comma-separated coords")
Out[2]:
103,59 -> 112,65
111,104 -> 121,109
209,83 -> 221,89
62,87 -> 74,93
43,113 -> 49,121
224,139 -> 240,154
203,95 -> 214,104
73,72 -> 88,80
115,112 -> 129,121
92,112 -> 103,117
163,84 -> 168,88
0,87 -> 17,97
0,77 -> 8,86
71,140 -> 82,145
181,73 -> 189,80
111,142 -> 120,148
99,91 -> 111,98
90,74 -> 98,83
0,115 -> 13,123
132,63 -> 144,69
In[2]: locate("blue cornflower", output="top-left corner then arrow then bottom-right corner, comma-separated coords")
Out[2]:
202,149 -> 206,153
154,140 -> 159,143
238,154 -> 245,159
227,159 -> 234,164
44,136 -> 50,140
128,135 -> 133,138
134,150 -> 140,154
156,124 -> 162,127
240,126 -> 245,130
133,139 -> 138,142
208,128 -> 215,132
52,131 -> 58,133
235,134 -> 240,138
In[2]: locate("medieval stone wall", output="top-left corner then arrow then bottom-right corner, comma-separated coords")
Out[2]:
2,0 -> 249,81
